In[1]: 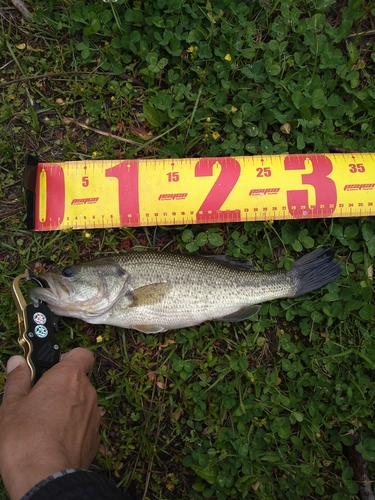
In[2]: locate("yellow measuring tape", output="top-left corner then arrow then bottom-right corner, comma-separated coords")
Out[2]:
25,153 -> 374,231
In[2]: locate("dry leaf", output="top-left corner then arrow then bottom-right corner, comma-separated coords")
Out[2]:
156,380 -> 166,389
129,125 -> 153,140
160,339 -> 176,349
172,409 -> 182,421
98,443 -> 108,457
367,264 -> 373,280
280,122 -> 291,134
33,261 -> 45,273
27,44 -> 44,53
251,481 -> 260,491
147,371 -> 156,382
116,121 -> 124,133
320,332 -> 330,341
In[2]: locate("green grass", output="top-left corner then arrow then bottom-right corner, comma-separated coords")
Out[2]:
1,0 -> 375,498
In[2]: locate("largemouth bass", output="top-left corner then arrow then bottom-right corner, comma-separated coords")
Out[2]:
28,247 -> 341,333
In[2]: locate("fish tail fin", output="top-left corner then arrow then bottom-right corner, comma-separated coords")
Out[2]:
291,247 -> 342,297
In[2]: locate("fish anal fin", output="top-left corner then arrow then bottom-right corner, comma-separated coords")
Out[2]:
133,324 -> 166,334
218,304 -> 260,322
130,282 -> 171,307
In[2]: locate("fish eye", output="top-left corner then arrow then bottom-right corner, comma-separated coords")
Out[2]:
116,267 -> 126,277
62,267 -> 75,278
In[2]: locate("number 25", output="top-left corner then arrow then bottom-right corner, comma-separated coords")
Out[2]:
256,167 -> 271,177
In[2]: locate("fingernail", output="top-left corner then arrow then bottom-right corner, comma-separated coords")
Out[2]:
6,356 -> 25,374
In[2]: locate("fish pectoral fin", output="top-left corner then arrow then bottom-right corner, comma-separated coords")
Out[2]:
133,324 -> 166,334
218,304 -> 261,322
130,282 -> 171,307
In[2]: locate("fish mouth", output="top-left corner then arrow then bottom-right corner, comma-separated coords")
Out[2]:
28,273 -> 74,305
28,271 -> 130,319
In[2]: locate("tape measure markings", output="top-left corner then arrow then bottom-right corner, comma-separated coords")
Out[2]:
31,153 -> 375,231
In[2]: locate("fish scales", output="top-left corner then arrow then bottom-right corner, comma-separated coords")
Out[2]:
109,252 -> 296,330
28,247 -> 342,333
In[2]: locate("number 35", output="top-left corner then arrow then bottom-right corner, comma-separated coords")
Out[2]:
349,163 -> 365,173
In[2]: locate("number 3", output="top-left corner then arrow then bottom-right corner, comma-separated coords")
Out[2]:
284,155 -> 337,218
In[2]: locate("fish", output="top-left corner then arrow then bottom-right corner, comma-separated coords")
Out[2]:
28,247 -> 342,334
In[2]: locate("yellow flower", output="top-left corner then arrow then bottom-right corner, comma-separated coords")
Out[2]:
96,335 -> 103,343
231,106 -> 237,113
92,151 -> 98,158
224,54 -> 231,61
187,46 -> 198,60
84,232 -> 91,239
212,131 -> 220,140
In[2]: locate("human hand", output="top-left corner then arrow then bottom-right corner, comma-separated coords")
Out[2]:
0,348 -> 100,500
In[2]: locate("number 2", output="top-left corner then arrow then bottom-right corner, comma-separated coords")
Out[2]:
194,158 -> 241,222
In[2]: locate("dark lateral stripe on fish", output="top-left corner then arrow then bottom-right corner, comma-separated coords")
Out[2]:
291,247 -> 342,297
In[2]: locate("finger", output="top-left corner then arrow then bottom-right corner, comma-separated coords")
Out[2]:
6,356 -> 27,375
3,356 -> 32,404
60,348 -> 95,375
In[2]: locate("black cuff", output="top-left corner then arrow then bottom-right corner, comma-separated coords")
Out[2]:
22,469 -> 131,500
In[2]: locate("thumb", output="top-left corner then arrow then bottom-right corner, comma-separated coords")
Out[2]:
3,356 -> 32,404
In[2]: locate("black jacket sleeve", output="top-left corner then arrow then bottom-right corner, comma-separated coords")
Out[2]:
21,469 -> 133,500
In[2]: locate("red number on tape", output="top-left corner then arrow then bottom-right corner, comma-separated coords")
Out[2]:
194,158 -> 241,222
36,164 -> 65,229
105,161 -> 140,225
284,155 -> 337,218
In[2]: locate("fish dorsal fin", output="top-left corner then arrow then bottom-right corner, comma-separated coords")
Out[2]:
130,282 -> 171,307
202,255 -> 254,271
132,324 -> 166,334
218,304 -> 260,322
